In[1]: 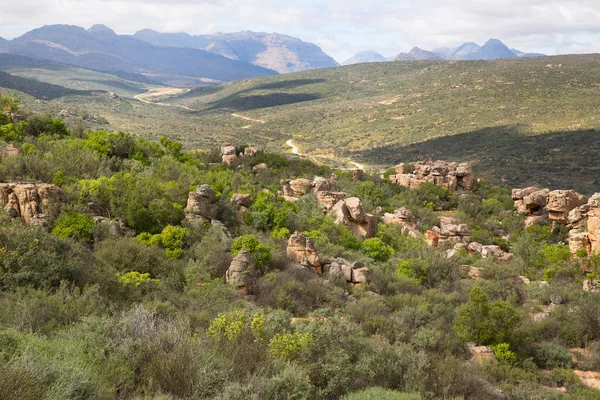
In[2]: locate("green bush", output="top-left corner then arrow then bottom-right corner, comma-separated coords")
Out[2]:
51,212 -> 96,242
231,235 -> 271,271
533,342 -> 573,369
363,238 -> 394,262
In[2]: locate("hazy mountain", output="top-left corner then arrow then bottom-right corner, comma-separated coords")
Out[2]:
342,51 -> 387,65
451,42 -> 481,60
134,29 -> 339,74
431,47 -> 455,59
511,48 -> 547,58
3,25 -> 278,86
394,47 -> 444,61
464,39 -> 518,60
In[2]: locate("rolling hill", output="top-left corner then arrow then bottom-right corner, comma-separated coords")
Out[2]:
4,54 -> 600,192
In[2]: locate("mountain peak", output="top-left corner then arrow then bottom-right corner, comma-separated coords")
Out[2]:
88,24 -> 116,35
342,51 -> 387,65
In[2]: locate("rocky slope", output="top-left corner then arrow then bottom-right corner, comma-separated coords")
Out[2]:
134,29 -> 339,74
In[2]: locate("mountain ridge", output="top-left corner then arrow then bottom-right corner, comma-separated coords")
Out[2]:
342,51 -> 387,65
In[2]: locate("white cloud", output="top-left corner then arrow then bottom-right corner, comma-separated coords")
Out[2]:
1,0 -> 600,61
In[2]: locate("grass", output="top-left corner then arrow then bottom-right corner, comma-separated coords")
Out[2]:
3,54 -> 600,192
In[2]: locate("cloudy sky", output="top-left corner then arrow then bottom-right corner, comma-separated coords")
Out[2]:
2,0 -> 600,62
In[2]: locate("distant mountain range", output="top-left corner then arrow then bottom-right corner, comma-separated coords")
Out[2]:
342,51 -> 389,65
133,30 -> 339,74
343,39 -> 547,65
0,24 -> 281,86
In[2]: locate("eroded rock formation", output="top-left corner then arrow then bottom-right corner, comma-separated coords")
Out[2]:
383,207 -> 422,239
330,197 -> 377,240
0,183 -> 63,227
324,258 -> 371,285
389,161 -> 475,191
185,185 -> 217,223
226,250 -> 257,294
286,231 -> 322,275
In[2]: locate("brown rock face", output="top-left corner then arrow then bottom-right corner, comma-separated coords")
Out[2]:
424,230 -> 439,247
546,190 -> 587,223
330,198 -> 377,240
287,231 -> 322,275
589,208 -> 600,253
289,178 -> 312,197
226,250 -> 257,294
569,230 -> 592,255
383,208 -> 416,227
0,183 -> 63,227
185,185 -> 217,222
438,216 -> 471,241
231,193 -> 252,208
315,191 -> 347,212
221,143 -> 238,165
389,160 -> 475,192
325,258 -> 371,284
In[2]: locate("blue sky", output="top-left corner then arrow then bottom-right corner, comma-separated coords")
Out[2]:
2,0 -> 600,61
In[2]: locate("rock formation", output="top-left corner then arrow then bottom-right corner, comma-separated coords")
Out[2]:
330,197 -> 377,240
432,216 -> 471,242
0,183 -> 63,227
383,208 -> 422,239
226,250 -> 257,294
512,187 -> 588,228
315,191 -> 347,212
324,258 -> 371,285
546,190 -> 587,224
185,185 -> 217,223
221,143 -> 237,165
0,144 -> 19,158
389,161 -> 475,191
230,193 -> 252,215
565,194 -> 600,255
286,231 -> 322,275
281,175 -> 336,198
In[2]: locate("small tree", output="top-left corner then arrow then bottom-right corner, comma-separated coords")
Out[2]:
231,235 -> 271,271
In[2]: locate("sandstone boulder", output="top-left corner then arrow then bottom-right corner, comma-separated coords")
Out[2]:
221,143 -> 237,165
588,208 -> 600,253
289,178 -> 312,197
243,147 -> 259,157
439,216 -> 471,240
424,230 -> 439,247
467,343 -> 496,363
226,250 -> 257,294
287,231 -> 322,275
0,183 -> 63,226
252,163 -> 268,171
315,191 -> 347,211
351,267 -> 370,284
311,176 -> 331,193
330,198 -> 377,240
546,190 -> 587,223
523,189 -> 549,210
327,258 -> 353,282
569,230 -> 591,255
512,186 -> 538,200
185,185 -> 217,222
231,193 -> 252,208
389,160 -> 475,192
383,207 -> 416,227
584,280 -> 600,293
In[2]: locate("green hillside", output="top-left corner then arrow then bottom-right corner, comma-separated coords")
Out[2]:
4,54 -> 600,191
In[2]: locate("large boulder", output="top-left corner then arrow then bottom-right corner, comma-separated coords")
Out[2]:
569,230 -> 592,255
185,185 -> 217,222
330,198 -> 377,240
289,178 -> 312,197
287,231 -> 322,275
221,143 -> 237,165
226,250 -> 257,294
383,207 -> 415,227
315,191 -> 347,211
523,189 -> 549,210
589,208 -> 600,254
512,186 -> 538,200
0,182 -> 63,227
546,190 -> 587,224
439,216 -> 471,240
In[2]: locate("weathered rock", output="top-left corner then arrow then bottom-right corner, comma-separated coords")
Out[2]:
328,258 -> 353,281
352,169 -> 364,181
231,193 -> 252,208
389,160 -> 475,191
330,198 -> 377,240
226,250 -> 257,294
523,189 -> 549,210
512,186 -> 538,200
468,242 -> 483,253
0,144 -> 19,158
468,266 -> 484,279
439,216 -> 471,240
243,147 -> 259,157
287,231 -> 322,275
383,207 -> 416,227
311,176 -> 331,193
351,267 -> 370,284
467,343 -> 496,363
221,143 -> 237,164
424,230 -> 439,247
289,178 -> 312,197
546,190 -> 587,223
252,163 -> 268,171
583,280 -> 600,293
0,183 -> 63,226
569,230 -> 591,255
588,208 -> 600,253
93,217 -> 127,238
185,185 -> 217,222
480,245 -> 505,259
525,214 -> 549,228
315,191 -> 347,211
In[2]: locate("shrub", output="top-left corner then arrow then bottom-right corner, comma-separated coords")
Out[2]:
265,364 -> 314,400
51,212 -> 96,242
343,388 -> 420,400
491,343 -> 517,364
533,342 -> 573,369
231,235 -> 271,271
362,238 -> 394,262
268,332 -> 314,361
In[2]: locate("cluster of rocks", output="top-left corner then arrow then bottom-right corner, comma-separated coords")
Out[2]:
449,241 -> 513,261
513,187 -> 600,255
382,208 -> 421,239
323,258 -> 370,285
185,185 -> 218,224
331,197 -> 378,240
512,187 -> 588,226
281,175 -> 337,199
0,144 -> 19,158
389,161 -> 476,192
0,183 -> 63,227
220,143 -> 260,165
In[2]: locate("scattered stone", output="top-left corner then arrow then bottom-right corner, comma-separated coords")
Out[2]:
424,230 -> 439,247
252,163 -> 268,171
467,343 -> 495,363
568,230 -> 591,255
287,231 -> 322,275
383,207 -> 416,227
244,147 -> 259,157
583,280 -> 600,293
468,266 -> 484,279
226,250 -> 257,294
231,193 -> 252,208
439,216 -> 471,241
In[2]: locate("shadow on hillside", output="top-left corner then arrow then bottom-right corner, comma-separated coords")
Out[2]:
248,79 -> 326,91
70,79 -> 146,94
354,125 -> 600,193
0,71 -> 94,100
203,92 -> 320,112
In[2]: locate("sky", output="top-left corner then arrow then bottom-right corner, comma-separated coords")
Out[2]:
2,0 -> 600,62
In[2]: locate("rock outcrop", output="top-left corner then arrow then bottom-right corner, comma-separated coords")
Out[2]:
553,193 -> 600,255
315,191 -> 347,212
512,187 -> 588,228
383,208 -> 422,239
0,144 -> 19,158
286,231 -> 322,275
546,190 -> 587,224
0,183 -> 63,227
330,197 -> 377,240
389,161 -> 476,191
281,175 -> 336,198
432,216 -> 471,242
185,185 -> 217,223
226,250 -> 257,294
324,258 -> 371,285
221,143 -> 238,165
